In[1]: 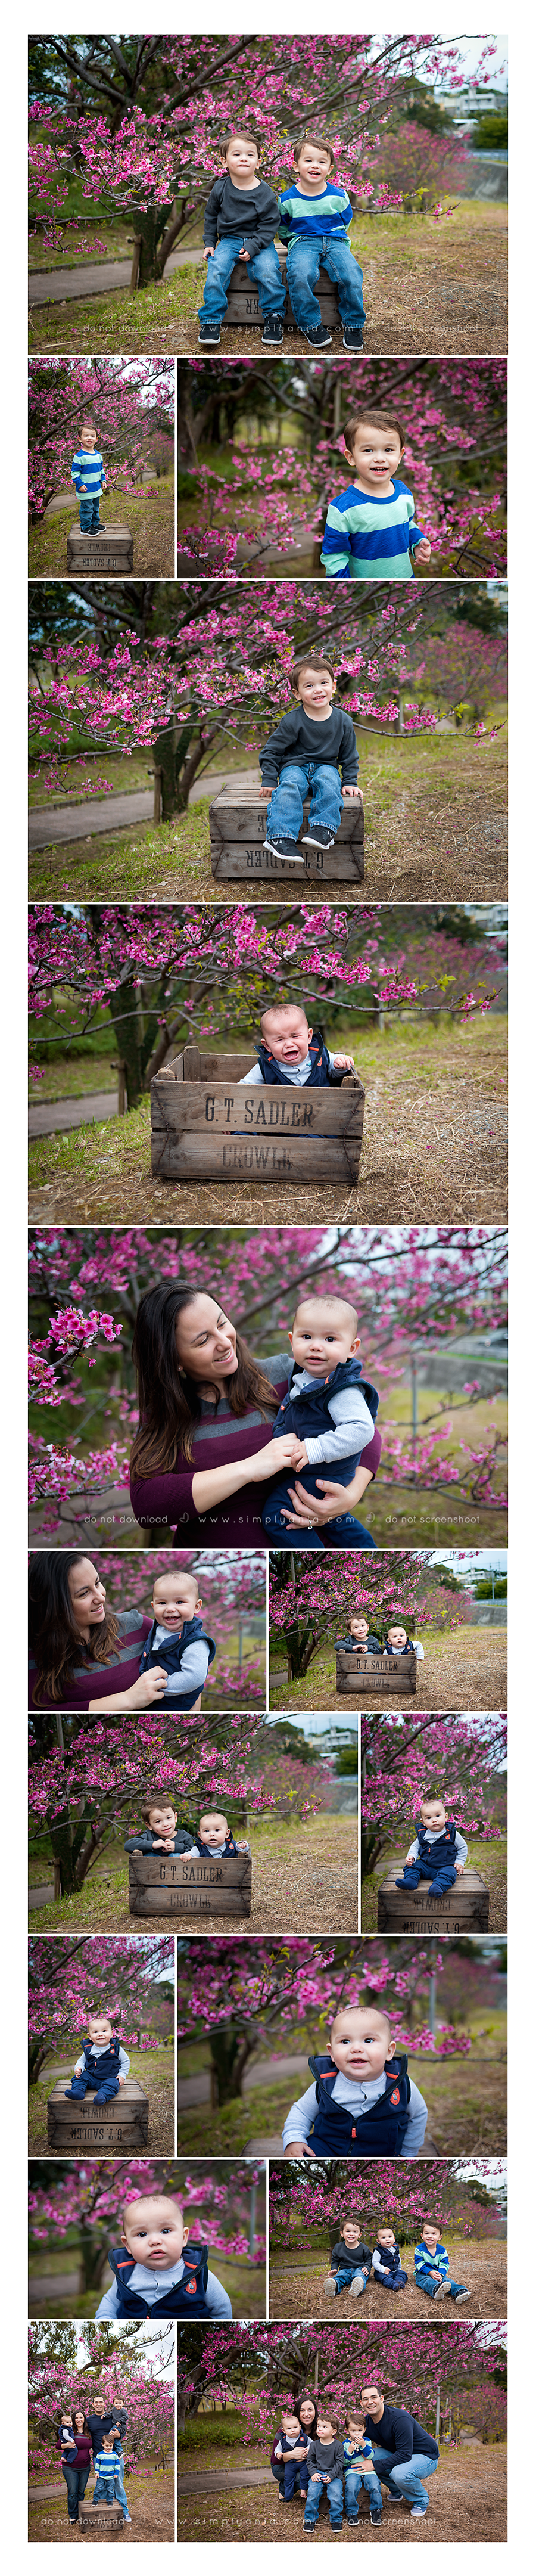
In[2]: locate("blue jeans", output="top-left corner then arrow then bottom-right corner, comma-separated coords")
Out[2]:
397,1859 -> 457,1893
261,1498 -> 376,1549
345,2469 -> 382,2518
286,235 -> 366,332
93,2472 -> 129,2516
418,2274 -> 467,2299
270,2457 -> 309,2498
332,2264 -> 367,2295
62,2463 -> 90,2521
79,498 -> 102,531
265,761 -> 344,844
199,235 -> 286,321
304,2475 -> 343,2528
370,2448 -> 438,2513
66,2072 -> 119,2100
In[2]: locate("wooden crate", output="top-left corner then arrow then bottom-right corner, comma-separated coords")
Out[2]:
221,249 -> 340,332
336,1650 -> 417,1698
209,787 -> 364,884
151,1044 -> 365,1185
66,523 -> 133,575
377,1864 -> 490,1936
129,1850 -> 253,1917
46,2077 -> 149,2151
79,2501 -> 124,2537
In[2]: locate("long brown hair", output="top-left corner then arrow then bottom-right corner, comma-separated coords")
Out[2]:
130,1284 -> 279,1476
29,1555 -> 121,1704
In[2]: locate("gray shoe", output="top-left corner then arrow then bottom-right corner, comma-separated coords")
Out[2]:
350,2271 -> 366,2297
323,2275 -> 336,2296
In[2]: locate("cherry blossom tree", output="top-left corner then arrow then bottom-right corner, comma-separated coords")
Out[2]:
360,1710 -> 507,1874
29,2160 -> 265,2303
29,357 -> 174,522
173,2317 -> 506,2440
28,1717 -> 329,1899
269,1547 -> 472,1680
175,1936 -> 482,2109
269,2156 -> 507,2246
28,1935 -> 173,2085
29,35 -> 505,278
29,2324 -> 174,2479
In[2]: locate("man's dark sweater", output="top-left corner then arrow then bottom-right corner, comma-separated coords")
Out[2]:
260,706 -> 359,787
86,2409 -> 127,2451
364,2404 -> 438,2469
330,2236 -> 372,2276
204,175 -> 281,260
308,2437 -> 345,2478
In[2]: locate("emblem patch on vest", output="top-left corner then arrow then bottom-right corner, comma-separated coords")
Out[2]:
390,2087 -> 400,2105
186,2277 -> 197,2293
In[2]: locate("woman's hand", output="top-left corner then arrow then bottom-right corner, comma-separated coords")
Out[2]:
127,1669 -> 168,1706
248,1435 -> 303,1482
279,1463 -> 373,1531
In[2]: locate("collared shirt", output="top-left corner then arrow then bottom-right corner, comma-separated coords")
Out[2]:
74,2041 -> 130,2076
282,2066 -> 428,2156
407,1826 -> 467,1862
95,2258 -> 232,2320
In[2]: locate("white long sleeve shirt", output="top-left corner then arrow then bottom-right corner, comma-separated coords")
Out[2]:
151,1625 -> 210,1700
284,1368 -> 375,1467
407,1827 -> 468,1864
282,2067 -> 428,2157
95,2259 -> 232,2319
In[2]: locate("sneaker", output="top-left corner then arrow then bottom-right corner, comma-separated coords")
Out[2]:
304,322 -> 332,347
198,321 -> 220,345
263,833 -> 304,863
350,2270 -> 366,2297
262,314 -> 284,344
410,2506 -> 428,2518
123,2515 -> 132,2524
451,2285 -> 470,2299
432,2280 -> 450,2298
323,2276 -> 337,2296
370,2510 -> 382,2525
342,325 -> 364,352
301,823 -> 335,850
95,522 -> 106,532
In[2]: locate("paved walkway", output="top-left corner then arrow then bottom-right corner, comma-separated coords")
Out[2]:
30,2471 -> 272,2503
177,2050 -> 309,2112
29,769 -> 247,849
29,1088 -> 119,1137
29,244 -> 201,305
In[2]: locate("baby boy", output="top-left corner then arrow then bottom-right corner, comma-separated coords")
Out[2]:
396,1796 -> 467,1895
261,1295 -> 378,1544
95,2193 -> 233,2319
282,2002 -> 428,2158
64,2012 -> 129,2105
138,1568 -> 215,1708
240,1001 -> 356,1088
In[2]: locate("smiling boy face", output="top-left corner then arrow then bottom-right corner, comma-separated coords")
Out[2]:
350,1618 -> 369,1640
341,2219 -> 362,2248
296,663 -> 334,715
152,1571 -> 200,1627
329,2007 -> 395,2083
88,2015 -> 113,2044
148,1804 -> 177,1839
345,420 -> 403,486
290,1298 -> 360,1374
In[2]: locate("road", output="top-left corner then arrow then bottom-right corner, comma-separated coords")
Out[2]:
29,1089 -> 119,1138
29,769 -> 244,848
29,244 -> 201,305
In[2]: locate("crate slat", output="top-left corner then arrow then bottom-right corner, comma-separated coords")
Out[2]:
220,255 -> 340,331
377,1864 -> 490,1935
150,1063 -> 365,1183
128,1852 -> 252,1917
46,2075 -> 149,2150
66,522 -> 134,574
209,791 -> 364,883
336,1650 -> 417,1698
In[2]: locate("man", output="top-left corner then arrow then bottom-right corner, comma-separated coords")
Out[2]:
360,2383 -> 438,2519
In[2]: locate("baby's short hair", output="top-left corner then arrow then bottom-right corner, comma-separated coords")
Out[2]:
290,653 -> 336,693
344,408 -> 405,455
294,131 -> 335,168
123,2192 -> 183,2234
154,1566 -> 198,1591
294,1293 -> 359,1335
259,998 -> 310,1033
331,2001 -> 391,2037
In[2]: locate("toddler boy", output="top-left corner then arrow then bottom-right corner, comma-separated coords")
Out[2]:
272,2411 -> 311,2503
415,2223 -> 469,2302
282,2002 -> 428,2157
240,1000 -> 356,1087
64,2012 -> 129,2105
323,2214 -> 372,2300
199,128 -> 285,347
335,1614 -> 382,1653
372,2227 -> 408,2292
92,2432 -> 131,2524
260,654 -> 362,863
343,2417 -> 383,2525
124,1798 -> 196,1858
261,1293 -> 378,1545
278,133 -> 365,351
95,2192 -> 232,2319
382,1622 -> 424,1661
395,1795 -> 467,1895
191,1808 -> 250,1858
71,419 -> 107,533
303,2416 -> 345,2532
138,1567 -> 216,1708
321,409 -> 432,579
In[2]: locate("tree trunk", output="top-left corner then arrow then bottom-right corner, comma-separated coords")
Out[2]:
152,719 -> 218,818
130,203 -> 173,288
209,2030 -> 253,2103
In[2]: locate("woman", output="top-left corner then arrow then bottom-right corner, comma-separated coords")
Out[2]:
58,2409 -> 92,2524
129,1286 -> 381,1550
270,2394 -> 317,2501
28,1554 -> 166,1711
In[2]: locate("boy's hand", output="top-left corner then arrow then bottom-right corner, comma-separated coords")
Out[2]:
289,1439 -> 310,1470
332,1052 -> 355,1071
311,2475 -> 322,2484
238,247 -> 250,260
118,2074 -> 126,2087
80,483 -> 87,493
202,246 -> 214,259
455,1860 -> 465,1875
274,2444 -> 282,2459
415,541 -> 432,566
342,784 -> 362,799
283,2140 -> 315,2158
259,780 -> 272,796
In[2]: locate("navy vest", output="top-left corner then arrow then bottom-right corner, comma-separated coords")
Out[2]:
139,1616 -> 216,1708
416,1821 -> 457,1871
82,2036 -> 120,2084
307,2053 -> 411,2155
375,2241 -> 403,2278
257,1030 -> 335,1088
197,1832 -> 239,1857
273,1357 -> 379,1448
108,2242 -> 210,2317
385,1638 -> 416,1656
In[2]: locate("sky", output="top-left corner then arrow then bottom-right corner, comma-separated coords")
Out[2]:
429,1549 -> 507,1582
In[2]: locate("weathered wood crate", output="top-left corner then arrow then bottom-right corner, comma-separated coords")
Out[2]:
67,523 -> 133,575
46,2077 -> 149,2151
209,786 -> 364,883
377,1864 -> 490,1936
221,249 -> 340,332
129,1850 -> 253,1917
336,1650 -> 417,1698
151,1044 -> 365,1185
79,2500 -> 124,2536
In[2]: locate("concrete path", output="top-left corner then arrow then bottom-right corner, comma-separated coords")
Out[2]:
30,2471 -> 271,2503
29,768 -> 247,849
177,2050 -> 309,2111
29,1088 -> 119,1137
29,244 -> 201,305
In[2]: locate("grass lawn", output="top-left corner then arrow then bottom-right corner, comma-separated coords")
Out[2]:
29,1816 -> 358,1941
175,2441 -> 507,2543
28,478 -> 174,578
29,747 -> 152,809
29,2468 -> 174,2541
176,2005 -> 507,2158
30,203 -> 507,356
361,1832 -> 507,1935
28,1014 -> 507,1235
28,2043 -> 174,2161
27,727 -> 507,905
269,1621 -> 508,1716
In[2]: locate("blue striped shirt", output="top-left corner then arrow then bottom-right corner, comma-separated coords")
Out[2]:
71,449 -> 106,496
322,478 -> 423,579
93,2452 -> 118,2481
278,181 -> 353,246
415,2239 -> 450,2280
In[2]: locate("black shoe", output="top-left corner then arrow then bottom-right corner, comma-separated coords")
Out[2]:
263,833 -> 304,863
262,314 -> 284,344
301,823 -> 335,849
370,2509 -> 382,2525
198,321 -> 220,345
342,325 -> 364,352
304,322 -> 332,347
94,522 -> 106,532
